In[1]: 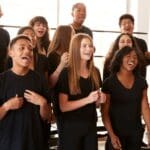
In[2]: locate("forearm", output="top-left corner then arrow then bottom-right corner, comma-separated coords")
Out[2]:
102,114 -> 115,138
0,103 -> 9,120
60,97 -> 90,112
39,101 -> 51,121
49,64 -> 64,88
142,106 -> 150,132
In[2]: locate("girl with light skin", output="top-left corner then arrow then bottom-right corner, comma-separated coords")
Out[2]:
57,33 -> 105,150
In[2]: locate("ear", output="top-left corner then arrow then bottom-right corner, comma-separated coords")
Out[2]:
8,48 -> 14,58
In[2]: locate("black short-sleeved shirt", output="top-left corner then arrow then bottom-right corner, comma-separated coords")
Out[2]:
47,52 -> 60,76
0,28 -> 10,73
0,70 -> 50,150
57,68 -> 101,123
102,74 -> 147,136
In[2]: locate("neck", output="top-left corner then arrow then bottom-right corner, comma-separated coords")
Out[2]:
11,66 -> 29,76
117,69 -> 134,78
71,22 -> 82,30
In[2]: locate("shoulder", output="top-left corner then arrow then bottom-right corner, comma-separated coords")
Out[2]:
134,37 -> 146,43
0,70 -> 11,83
82,25 -> 93,37
48,52 -> 59,60
0,28 -> 10,39
136,75 -> 147,87
103,74 -> 116,84
37,53 -> 48,62
60,68 -> 68,77
134,36 -> 147,49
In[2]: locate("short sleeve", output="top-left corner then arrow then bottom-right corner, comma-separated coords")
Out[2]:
101,77 -> 111,94
57,68 -> 69,94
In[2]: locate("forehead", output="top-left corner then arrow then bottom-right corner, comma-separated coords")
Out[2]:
13,39 -> 31,46
23,29 -> 35,35
73,4 -> 86,11
120,18 -> 133,24
120,35 -> 132,40
81,37 -> 92,44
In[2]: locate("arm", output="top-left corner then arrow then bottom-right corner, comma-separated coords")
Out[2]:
24,90 -> 51,121
141,89 -> 150,133
59,90 -> 99,112
101,94 -> 121,149
0,95 -> 24,120
49,52 -> 69,88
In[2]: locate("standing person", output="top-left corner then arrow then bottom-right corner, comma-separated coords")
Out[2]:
57,33 -> 104,150
101,46 -> 150,150
0,5 -> 10,73
70,2 -> 93,38
47,25 -> 75,149
118,13 -> 150,78
29,16 -> 50,56
103,33 -> 144,80
0,35 -> 51,150
119,14 -> 150,148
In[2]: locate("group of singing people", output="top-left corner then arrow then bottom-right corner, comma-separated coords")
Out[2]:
0,2 -> 150,150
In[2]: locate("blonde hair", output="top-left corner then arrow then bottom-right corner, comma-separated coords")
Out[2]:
68,33 -> 100,94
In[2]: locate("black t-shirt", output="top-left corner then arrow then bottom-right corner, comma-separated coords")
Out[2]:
47,51 -> 60,75
102,74 -> 147,136
0,28 -> 10,73
57,68 -> 101,123
0,70 -> 50,150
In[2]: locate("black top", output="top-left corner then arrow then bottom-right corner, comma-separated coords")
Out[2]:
0,70 -> 50,150
57,68 -> 101,123
134,37 -> 148,78
0,28 -> 10,73
47,51 -> 60,76
102,74 -> 147,136
74,25 -> 93,38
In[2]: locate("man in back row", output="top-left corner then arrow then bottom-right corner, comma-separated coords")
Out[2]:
70,2 -> 93,38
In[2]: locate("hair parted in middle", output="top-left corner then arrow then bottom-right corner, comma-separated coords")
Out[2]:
68,33 -> 100,94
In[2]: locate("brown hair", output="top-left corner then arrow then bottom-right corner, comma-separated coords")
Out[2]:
68,33 -> 100,94
48,25 -> 74,55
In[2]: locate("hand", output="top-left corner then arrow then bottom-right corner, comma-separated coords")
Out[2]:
4,94 -> 24,111
87,91 -> 99,104
24,90 -> 46,106
60,52 -> 69,68
110,134 -> 122,150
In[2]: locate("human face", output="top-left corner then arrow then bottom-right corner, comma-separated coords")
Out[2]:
121,50 -> 138,72
80,38 -> 94,62
22,29 -> 37,48
72,4 -> 86,25
118,35 -> 133,49
9,39 -> 33,68
120,19 -> 134,34
33,21 -> 47,38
